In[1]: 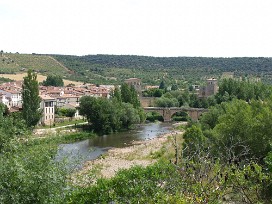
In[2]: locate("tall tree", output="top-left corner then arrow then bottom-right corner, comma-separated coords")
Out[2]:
112,85 -> 122,103
22,70 -> 41,128
120,83 -> 132,104
130,86 -> 141,108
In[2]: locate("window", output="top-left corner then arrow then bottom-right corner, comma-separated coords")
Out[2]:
45,101 -> 53,107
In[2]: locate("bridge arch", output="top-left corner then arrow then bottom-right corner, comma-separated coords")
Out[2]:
143,107 -> 208,122
145,111 -> 164,122
171,111 -> 189,121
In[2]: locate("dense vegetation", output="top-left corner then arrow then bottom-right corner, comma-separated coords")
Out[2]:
53,54 -> 272,85
2,52 -> 272,86
69,80 -> 272,203
42,74 -> 64,86
79,84 -> 145,134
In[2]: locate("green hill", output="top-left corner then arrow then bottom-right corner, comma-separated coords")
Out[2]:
0,53 -> 70,77
0,53 -> 21,74
2,52 -> 272,86
53,54 -> 272,85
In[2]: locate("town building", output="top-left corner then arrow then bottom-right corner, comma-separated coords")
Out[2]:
0,82 -> 22,107
39,95 -> 55,126
0,93 -> 9,106
0,80 -> 112,125
124,78 -> 142,95
198,78 -> 219,98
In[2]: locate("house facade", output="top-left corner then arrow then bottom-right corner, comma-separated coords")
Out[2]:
39,95 -> 55,126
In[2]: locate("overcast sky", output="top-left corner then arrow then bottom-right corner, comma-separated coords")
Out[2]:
1,0 -> 272,57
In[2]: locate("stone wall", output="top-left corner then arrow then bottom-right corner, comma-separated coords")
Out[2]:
140,97 -> 155,107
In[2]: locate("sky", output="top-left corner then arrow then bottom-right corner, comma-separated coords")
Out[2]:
1,0 -> 272,57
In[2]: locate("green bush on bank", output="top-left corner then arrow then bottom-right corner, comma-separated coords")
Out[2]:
67,162 -> 185,204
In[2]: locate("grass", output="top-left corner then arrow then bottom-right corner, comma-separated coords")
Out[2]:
35,119 -> 85,129
0,53 -> 83,85
5,53 -> 67,75
0,72 -> 82,86
28,131 -> 96,146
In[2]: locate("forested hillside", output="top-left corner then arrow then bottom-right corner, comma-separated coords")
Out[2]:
2,51 -> 272,85
53,54 -> 272,85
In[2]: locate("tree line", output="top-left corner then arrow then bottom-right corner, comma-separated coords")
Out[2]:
79,83 -> 145,134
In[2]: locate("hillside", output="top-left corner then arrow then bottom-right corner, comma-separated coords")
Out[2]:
2,52 -> 272,85
53,55 -> 272,85
0,53 -> 70,77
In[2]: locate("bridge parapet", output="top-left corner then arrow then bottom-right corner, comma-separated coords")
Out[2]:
143,107 -> 208,122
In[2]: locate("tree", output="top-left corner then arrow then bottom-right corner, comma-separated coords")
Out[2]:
130,85 -> 141,108
0,140 -> 68,203
112,85 -> 122,103
22,70 -> 42,128
58,108 -> 76,119
171,84 -> 178,91
42,75 -> 64,87
65,108 -> 76,118
159,81 -> 166,89
182,125 -> 206,158
120,103 -> 140,128
120,83 -> 141,108
121,83 -> 131,104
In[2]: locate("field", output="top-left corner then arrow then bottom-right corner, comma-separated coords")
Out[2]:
0,73 -> 83,86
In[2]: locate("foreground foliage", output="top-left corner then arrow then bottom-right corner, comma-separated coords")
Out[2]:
0,142 -> 68,204
67,162 -> 186,204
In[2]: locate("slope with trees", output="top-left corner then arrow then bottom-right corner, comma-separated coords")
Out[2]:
53,54 -> 272,85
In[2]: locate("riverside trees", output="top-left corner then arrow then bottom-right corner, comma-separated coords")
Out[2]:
79,84 -> 145,134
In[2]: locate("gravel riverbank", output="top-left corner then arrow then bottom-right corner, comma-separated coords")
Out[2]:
71,129 -> 184,186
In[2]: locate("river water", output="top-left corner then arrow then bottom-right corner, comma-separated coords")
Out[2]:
56,122 -> 173,169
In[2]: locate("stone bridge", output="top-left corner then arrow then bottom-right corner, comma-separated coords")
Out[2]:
143,107 -> 208,122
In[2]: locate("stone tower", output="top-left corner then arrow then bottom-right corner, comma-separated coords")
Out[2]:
124,78 -> 142,95
198,78 -> 218,98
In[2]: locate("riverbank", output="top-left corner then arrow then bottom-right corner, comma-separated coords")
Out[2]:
70,127 -> 184,186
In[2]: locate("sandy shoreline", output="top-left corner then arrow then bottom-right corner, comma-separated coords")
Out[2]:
70,129 -> 184,186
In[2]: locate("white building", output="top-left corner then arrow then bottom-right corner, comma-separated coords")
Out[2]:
0,89 -> 22,107
39,95 -> 55,126
0,93 -> 9,106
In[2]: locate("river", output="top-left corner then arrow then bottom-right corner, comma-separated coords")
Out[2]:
55,122 -> 173,170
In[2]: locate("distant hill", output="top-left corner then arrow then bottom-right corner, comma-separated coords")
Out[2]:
0,53 -> 70,76
2,52 -> 272,85
53,54 -> 272,85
